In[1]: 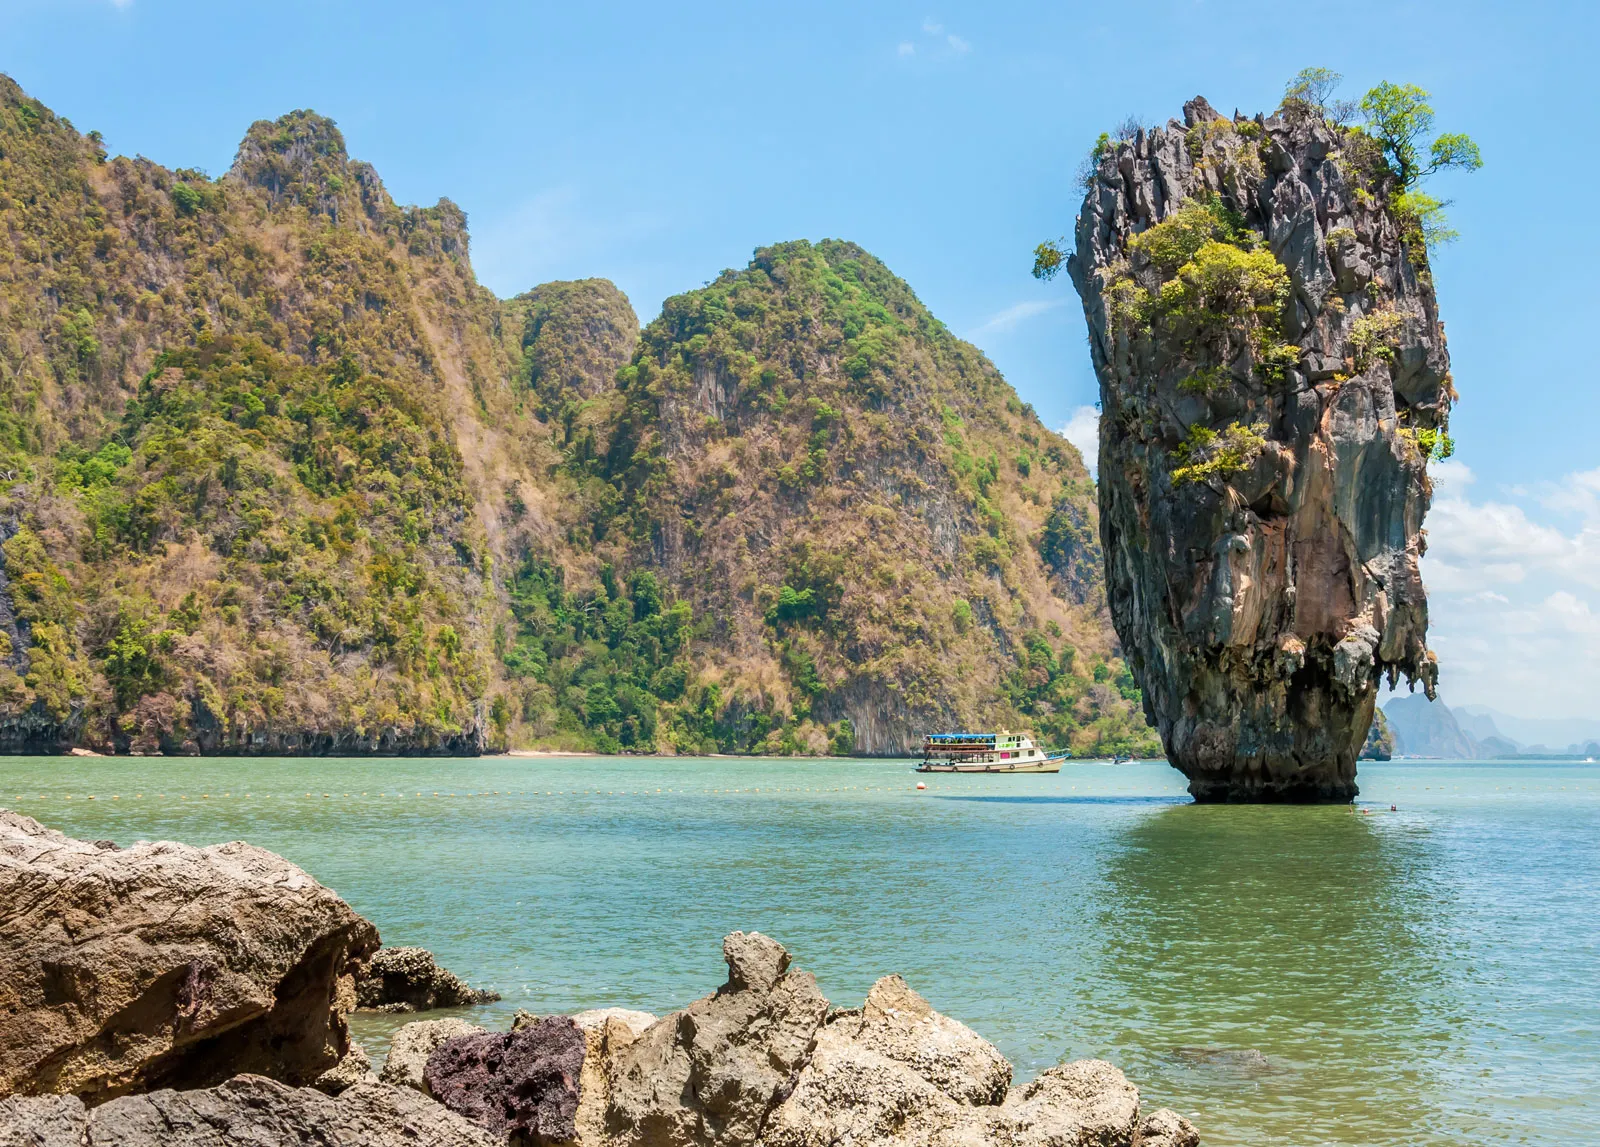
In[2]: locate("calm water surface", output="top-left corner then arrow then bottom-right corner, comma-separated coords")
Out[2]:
2,755 -> 1595,1146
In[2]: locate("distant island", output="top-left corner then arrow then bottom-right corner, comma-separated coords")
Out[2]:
1380,695 -> 1600,759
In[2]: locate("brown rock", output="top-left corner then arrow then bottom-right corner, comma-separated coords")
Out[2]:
423,1019 -> 586,1143
604,931 -> 830,1147
355,947 -> 500,1013
1137,1107 -> 1202,1147
379,1018 -> 488,1094
314,1041 -> 375,1096
0,811 -> 378,1100
764,1045 -> 1152,1147
846,976 -> 1011,1105
0,1074 -> 498,1146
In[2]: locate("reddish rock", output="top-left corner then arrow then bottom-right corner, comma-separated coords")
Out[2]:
422,1018 -> 586,1143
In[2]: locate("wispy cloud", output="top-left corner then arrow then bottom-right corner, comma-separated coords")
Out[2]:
897,19 -> 970,60
109,0 -> 134,7
971,298 -> 1063,336
1057,406 -> 1100,478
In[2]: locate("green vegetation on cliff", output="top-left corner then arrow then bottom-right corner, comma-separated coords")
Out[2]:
0,75 -> 1157,756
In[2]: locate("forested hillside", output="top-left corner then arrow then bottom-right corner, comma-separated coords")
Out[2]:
0,75 -> 1156,756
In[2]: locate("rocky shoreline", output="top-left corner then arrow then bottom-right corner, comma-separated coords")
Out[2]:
0,810 -> 1200,1146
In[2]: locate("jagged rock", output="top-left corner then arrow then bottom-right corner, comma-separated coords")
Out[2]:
572,1008 -> 660,1035
314,1041 -> 375,1096
605,931 -> 830,1147
763,1036 -> 1151,1147
355,946 -> 501,1013
836,976 -> 1011,1105
379,1019 -> 487,1093
513,1007 -> 659,1036
422,1019 -> 586,1143
0,811 -> 378,1100
1068,97 -> 1450,801
0,1074 -> 498,1146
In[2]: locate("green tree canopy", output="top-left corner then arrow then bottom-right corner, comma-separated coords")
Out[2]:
1359,81 -> 1483,190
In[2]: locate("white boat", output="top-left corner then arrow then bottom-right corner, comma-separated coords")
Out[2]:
916,732 -> 1068,774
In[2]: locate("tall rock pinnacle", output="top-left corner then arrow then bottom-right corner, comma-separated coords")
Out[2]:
1068,96 -> 1451,801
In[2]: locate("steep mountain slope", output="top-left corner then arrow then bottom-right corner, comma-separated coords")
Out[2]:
0,76 -> 1154,756
552,240 -> 1153,754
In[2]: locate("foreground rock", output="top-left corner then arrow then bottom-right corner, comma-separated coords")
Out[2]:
356,947 -> 501,1012
381,1019 -> 488,1093
0,811 -> 378,1100
606,931 -> 829,1147
1067,96 -> 1449,801
423,1019 -> 586,1142
0,1074 -> 497,1146
593,931 -> 1197,1147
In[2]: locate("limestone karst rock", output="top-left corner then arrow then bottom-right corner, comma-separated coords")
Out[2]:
1068,95 -> 1450,801
355,946 -> 501,1013
0,811 -> 378,1099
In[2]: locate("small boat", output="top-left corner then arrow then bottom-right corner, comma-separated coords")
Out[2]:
916,732 -> 1068,774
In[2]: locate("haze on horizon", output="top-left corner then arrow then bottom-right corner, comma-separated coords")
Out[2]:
3,0 -> 1596,720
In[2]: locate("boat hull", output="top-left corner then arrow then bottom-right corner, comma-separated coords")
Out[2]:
915,756 -> 1064,774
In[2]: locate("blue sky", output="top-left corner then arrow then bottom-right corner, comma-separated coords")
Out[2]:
3,0 -> 1597,718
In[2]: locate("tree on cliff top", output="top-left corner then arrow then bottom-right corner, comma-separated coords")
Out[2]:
1358,81 -> 1482,191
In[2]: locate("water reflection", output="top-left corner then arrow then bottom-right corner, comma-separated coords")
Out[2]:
1082,804 -> 1460,1146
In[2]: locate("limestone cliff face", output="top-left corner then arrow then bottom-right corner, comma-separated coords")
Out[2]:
1068,97 -> 1449,801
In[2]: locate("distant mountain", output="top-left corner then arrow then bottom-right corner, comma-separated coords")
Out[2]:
1382,696 -> 1597,758
1383,695 -> 1481,759
1454,706 -> 1600,754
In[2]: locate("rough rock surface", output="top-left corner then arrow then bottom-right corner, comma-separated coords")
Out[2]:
1068,95 -> 1450,801
0,811 -> 378,1100
0,1074 -> 497,1146
1138,1107 -> 1203,1147
379,1019 -> 487,1094
355,947 -> 501,1013
600,932 -> 1191,1147
314,1042 -> 375,1096
842,976 -> 1012,1105
605,931 -> 830,1147
422,1020 -> 586,1143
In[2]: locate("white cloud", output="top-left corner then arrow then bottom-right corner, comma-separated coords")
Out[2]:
1057,406 -> 1100,477
1414,461 -> 1600,719
970,298 -> 1063,336
899,20 -> 968,59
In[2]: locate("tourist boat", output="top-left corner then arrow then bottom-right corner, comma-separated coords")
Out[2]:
916,732 -> 1068,774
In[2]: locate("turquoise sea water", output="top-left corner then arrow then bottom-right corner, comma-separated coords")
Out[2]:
2,754 -> 1596,1146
